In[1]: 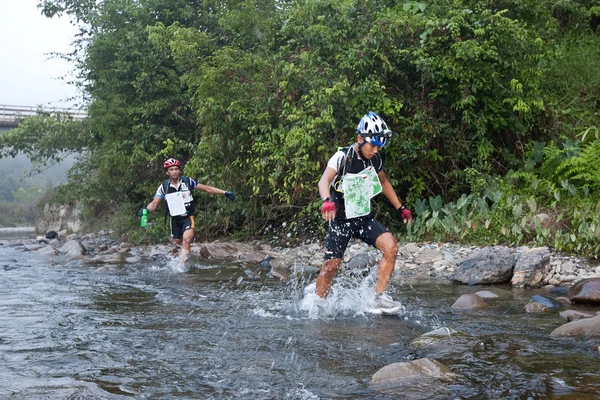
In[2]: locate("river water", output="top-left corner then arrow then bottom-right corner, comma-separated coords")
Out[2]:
1,231 -> 599,399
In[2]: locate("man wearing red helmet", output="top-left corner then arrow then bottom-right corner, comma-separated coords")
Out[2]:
315,112 -> 412,313
142,158 -> 235,265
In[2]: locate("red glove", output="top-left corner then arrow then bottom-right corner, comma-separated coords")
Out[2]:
321,200 -> 336,214
397,205 -> 412,223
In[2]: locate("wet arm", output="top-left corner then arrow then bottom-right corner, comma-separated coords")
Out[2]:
379,171 -> 402,210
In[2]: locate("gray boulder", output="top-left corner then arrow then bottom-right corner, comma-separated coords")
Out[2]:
559,310 -> 595,321
550,315 -> 600,337
451,246 -> 515,285
524,301 -> 548,313
345,253 -> 378,270
511,247 -> 551,288
370,358 -> 457,396
451,294 -> 489,310
59,239 -> 87,258
568,278 -> 600,304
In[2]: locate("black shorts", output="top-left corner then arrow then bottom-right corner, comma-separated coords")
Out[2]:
323,216 -> 389,260
170,215 -> 195,240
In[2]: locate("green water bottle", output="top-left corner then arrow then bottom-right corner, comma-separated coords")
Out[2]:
140,208 -> 149,227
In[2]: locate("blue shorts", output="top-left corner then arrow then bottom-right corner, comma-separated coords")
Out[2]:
170,215 -> 195,240
323,216 -> 388,260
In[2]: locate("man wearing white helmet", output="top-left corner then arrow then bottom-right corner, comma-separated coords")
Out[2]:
141,158 -> 235,265
316,111 -> 412,312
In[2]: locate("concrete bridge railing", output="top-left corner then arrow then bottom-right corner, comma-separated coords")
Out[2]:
0,104 -> 87,128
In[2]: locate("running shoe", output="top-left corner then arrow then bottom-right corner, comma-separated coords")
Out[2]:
369,293 -> 403,314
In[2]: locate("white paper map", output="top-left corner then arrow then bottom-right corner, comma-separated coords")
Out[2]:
165,192 -> 187,216
341,166 -> 382,219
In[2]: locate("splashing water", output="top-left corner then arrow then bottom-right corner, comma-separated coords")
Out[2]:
279,265 -> 406,319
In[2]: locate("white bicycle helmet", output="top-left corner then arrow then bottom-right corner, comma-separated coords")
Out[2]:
356,111 -> 392,147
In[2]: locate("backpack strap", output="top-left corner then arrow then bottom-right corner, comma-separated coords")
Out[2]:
162,179 -> 170,224
340,146 -> 354,179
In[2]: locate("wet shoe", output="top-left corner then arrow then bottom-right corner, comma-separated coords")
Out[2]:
369,293 -> 403,314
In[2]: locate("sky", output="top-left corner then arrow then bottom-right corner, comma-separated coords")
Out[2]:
0,1 -> 80,109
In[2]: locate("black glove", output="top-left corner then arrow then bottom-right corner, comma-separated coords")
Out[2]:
224,191 -> 236,201
138,208 -> 145,217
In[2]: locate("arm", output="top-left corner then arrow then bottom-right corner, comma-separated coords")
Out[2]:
379,171 -> 402,209
318,167 -> 338,201
195,183 -> 228,195
146,196 -> 162,213
379,170 -> 412,224
319,167 -> 338,221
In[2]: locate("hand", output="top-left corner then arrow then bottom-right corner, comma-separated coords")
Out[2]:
224,191 -> 236,201
138,208 -> 147,217
397,205 -> 413,224
321,200 -> 336,222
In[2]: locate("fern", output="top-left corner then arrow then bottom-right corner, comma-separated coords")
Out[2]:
554,140 -> 600,190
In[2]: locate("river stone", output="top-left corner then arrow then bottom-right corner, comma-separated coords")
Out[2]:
550,315 -> 600,337
192,241 -> 267,263
568,278 -> 600,304
530,295 -> 562,309
511,247 -> 551,288
36,246 -> 58,256
259,256 -> 274,270
472,288 -> 514,300
414,249 -> 443,265
559,310 -> 595,321
473,290 -> 499,299
91,253 -> 125,264
399,242 -> 421,256
345,253 -> 378,270
60,239 -> 87,258
291,264 -> 320,279
524,301 -> 548,313
451,246 -> 515,285
451,294 -> 489,310
411,327 -> 461,348
370,358 -> 457,386
549,286 -> 570,296
269,256 -> 294,272
555,297 -> 572,305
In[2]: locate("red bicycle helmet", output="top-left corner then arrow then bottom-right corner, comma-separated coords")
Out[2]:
163,158 -> 181,170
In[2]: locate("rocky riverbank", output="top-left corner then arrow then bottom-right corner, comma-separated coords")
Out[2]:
4,230 -> 599,288
6,230 -> 600,312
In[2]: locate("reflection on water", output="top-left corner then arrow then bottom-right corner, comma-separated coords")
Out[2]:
0,238 -> 599,399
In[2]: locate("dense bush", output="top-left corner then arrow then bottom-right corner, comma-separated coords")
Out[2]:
0,0 -> 598,255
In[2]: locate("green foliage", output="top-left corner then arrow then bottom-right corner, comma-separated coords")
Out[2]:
403,137 -> 600,258
5,0 -> 595,257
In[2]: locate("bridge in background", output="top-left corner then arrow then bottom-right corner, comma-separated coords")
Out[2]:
0,104 -> 87,129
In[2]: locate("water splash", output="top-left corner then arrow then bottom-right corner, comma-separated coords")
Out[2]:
147,254 -> 189,273
280,267 -> 406,319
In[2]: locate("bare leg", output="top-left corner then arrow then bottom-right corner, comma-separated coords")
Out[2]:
316,258 -> 342,298
179,229 -> 194,265
374,232 -> 398,295
171,239 -> 182,256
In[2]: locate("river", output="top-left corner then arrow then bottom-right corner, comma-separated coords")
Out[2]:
1,230 -> 599,399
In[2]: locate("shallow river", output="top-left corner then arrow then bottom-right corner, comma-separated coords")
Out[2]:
1,231 -> 599,399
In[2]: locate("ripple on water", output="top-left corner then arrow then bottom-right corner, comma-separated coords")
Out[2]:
1,243 -> 600,398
